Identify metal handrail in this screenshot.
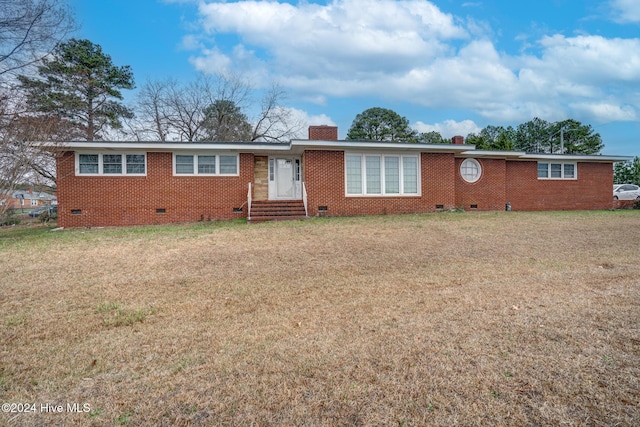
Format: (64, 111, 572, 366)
(302, 181, 308, 217)
(247, 182, 252, 220)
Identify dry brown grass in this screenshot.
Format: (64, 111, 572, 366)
(1, 211, 639, 426)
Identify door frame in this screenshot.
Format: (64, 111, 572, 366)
(268, 156, 302, 200)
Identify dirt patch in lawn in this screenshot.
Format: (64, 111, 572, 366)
(1, 211, 639, 426)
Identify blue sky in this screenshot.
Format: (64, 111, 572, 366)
(68, 0, 639, 156)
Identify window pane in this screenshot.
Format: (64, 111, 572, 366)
(175, 155, 194, 174)
(537, 163, 549, 178)
(403, 157, 418, 194)
(346, 155, 362, 194)
(366, 156, 381, 194)
(460, 159, 481, 183)
(564, 164, 575, 178)
(198, 155, 216, 174)
(219, 155, 237, 174)
(79, 154, 99, 174)
(103, 154, 122, 174)
(126, 154, 145, 174)
(385, 156, 400, 194)
(550, 163, 562, 178)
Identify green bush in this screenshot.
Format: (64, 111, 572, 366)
(633, 200, 640, 210)
(1, 210, 20, 226)
(38, 210, 57, 223)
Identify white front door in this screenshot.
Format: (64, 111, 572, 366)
(269, 157, 301, 199)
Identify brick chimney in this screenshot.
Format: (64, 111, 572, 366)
(451, 135, 464, 145)
(309, 125, 338, 140)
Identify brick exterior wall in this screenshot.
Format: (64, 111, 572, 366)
(303, 150, 457, 217)
(505, 161, 614, 211)
(56, 147, 618, 227)
(308, 125, 338, 140)
(455, 158, 507, 210)
(56, 151, 253, 227)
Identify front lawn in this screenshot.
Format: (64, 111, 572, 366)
(1, 211, 639, 425)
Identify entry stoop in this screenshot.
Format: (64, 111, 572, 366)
(249, 200, 307, 223)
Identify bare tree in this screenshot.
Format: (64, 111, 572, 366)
(135, 78, 173, 141)
(0, 88, 79, 219)
(251, 84, 303, 142)
(134, 74, 302, 142)
(0, 0, 75, 78)
(0, 0, 75, 221)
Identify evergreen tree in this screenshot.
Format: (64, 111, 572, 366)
(346, 107, 417, 141)
(200, 99, 252, 142)
(18, 38, 135, 141)
(614, 157, 640, 185)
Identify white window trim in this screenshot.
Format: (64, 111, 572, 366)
(344, 152, 421, 197)
(537, 162, 578, 180)
(75, 152, 147, 176)
(172, 152, 240, 176)
(460, 158, 482, 183)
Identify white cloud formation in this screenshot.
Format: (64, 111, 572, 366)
(192, 0, 467, 77)
(413, 119, 482, 138)
(569, 102, 637, 122)
(184, 0, 640, 126)
(288, 108, 336, 138)
(610, 0, 640, 23)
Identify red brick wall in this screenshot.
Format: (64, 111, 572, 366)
(56, 148, 618, 227)
(308, 126, 338, 140)
(455, 158, 507, 210)
(505, 161, 613, 211)
(303, 150, 456, 217)
(56, 151, 253, 227)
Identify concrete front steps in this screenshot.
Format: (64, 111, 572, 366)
(248, 200, 307, 223)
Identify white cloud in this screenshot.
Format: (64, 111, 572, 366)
(189, 46, 232, 74)
(413, 119, 481, 138)
(193, 0, 467, 78)
(184, 0, 640, 126)
(610, 0, 640, 23)
(569, 102, 637, 122)
(536, 35, 640, 83)
(266, 107, 336, 139)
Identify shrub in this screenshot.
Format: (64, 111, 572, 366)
(1, 210, 20, 226)
(38, 210, 57, 223)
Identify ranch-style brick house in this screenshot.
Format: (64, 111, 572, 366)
(55, 125, 631, 227)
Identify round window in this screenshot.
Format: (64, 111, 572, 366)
(460, 158, 482, 183)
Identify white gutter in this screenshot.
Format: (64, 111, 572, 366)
(291, 139, 473, 152)
(47, 141, 634, 162)
(56, 141, 293, 151)
(518, 153, 633, 162)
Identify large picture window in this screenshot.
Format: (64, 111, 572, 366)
(173, 153, 238, 176)
(538, 162, 577, 179)
(77, 153, 146, 176)
(345, 153, 420, 196)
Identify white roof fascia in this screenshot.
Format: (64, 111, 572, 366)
(459, 150, 527, 159)
(291, 139, 473, 152)
(519, 153, 633, 162)
(57, 141, 293, 152)
(459, 149, 631, 162)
